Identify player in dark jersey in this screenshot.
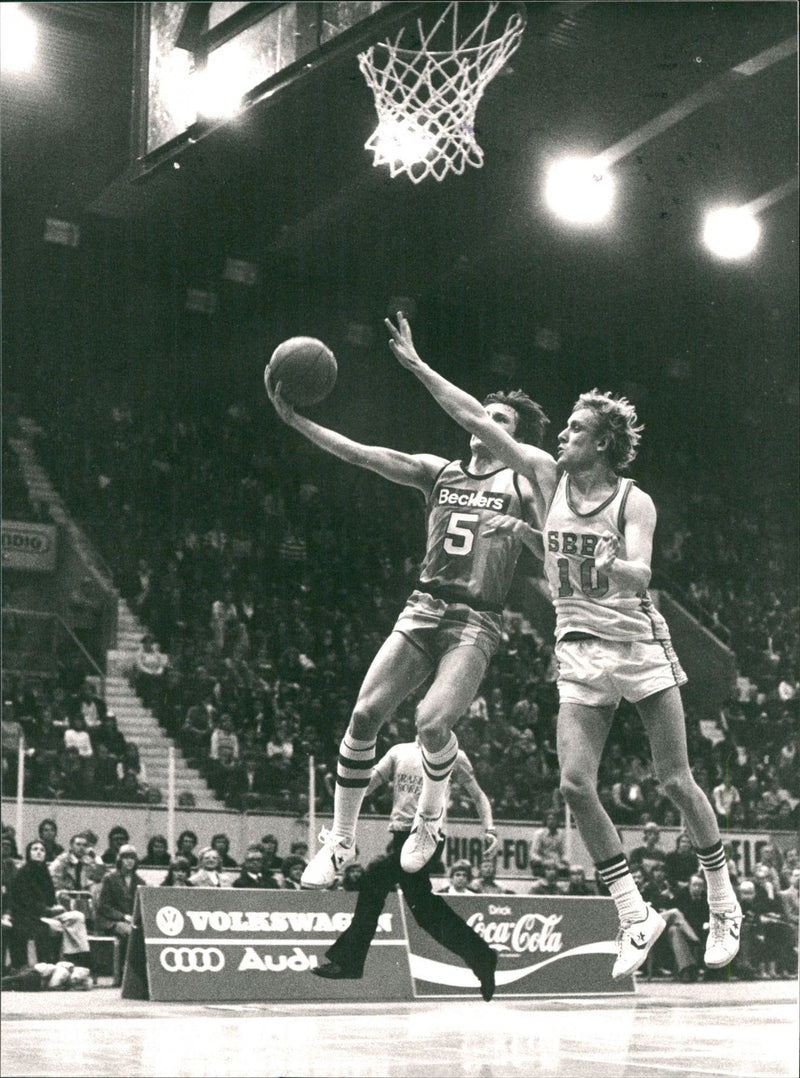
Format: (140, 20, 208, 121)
(266, 369, 548, 886)
(387, 312, 741, 979)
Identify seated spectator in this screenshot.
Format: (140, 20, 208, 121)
(161, 858, 193, 887)
(440, 860, 473, 895)
(181, 693, 215, 763)
(629, 822, 668, 876)
(566, 865, 596, 896)
(95, 845, 146, 977)
(92, 744, 122, 800)
(675, 875, 713, 973)
(712, 776, 742, 824)
(63, 715, 94, 787)
(189, 849, 226, 888)
(50, 834, 93, 900)
(210, 834, 237, 868)
(281, 856, 306, 890)
(175, 831, 199, 867)
(93, 711, 127, 759)
(142, 836, 171, 867)
(259, 834, 282, 876)
(101, 827, 130, 866)
(529, 862, 561, 896)
(37, 819, 63, 864)
(752, 865, 796, 977)
(209, 714, 240, 765)
(529, 811, 568, 878)
(9, 841, 91, 971)
(641, 862, 702, 981)
(664, 832, 699, 897)
(232, 848, 280, 889)
(73, 679, 106, 731)
(339, 863, 365, 892)
(735, 879, 767, 979)
(470, 858, 514, 895)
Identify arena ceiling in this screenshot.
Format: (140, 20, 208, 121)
(2, 2, 798, 412)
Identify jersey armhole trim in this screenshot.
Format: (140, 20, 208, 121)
(617, 478, 635, 532)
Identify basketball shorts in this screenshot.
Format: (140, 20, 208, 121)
(555, 635, 687, 708)
(393, 590, 503, 666)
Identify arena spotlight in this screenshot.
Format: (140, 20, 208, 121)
(1, 3, 36, 73)
(191, 65, 245, 120)
(545, 156, 615, 224)
(370, 119, 437, 171)
(702, 206, 761, 259)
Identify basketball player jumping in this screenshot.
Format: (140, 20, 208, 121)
(265, 369, 552, 887)
(313, 737, 498, 1000)
(386, 312, 742, 978)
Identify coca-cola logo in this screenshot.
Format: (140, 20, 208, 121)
(467, 911, 563, 954)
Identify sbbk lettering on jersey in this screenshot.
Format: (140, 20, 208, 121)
(547, 531, 600, 556)
(466, 910, 564, 954)
(438, 488, 511, 512)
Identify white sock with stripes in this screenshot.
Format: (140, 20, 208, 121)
(332, 733, 376, 843)
(597, 853, 648, 924)
(416, 733, 459, 819)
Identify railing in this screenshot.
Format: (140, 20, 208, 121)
(1, 607, 105, 691)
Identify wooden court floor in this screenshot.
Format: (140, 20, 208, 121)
(2, 979, 797, 1077)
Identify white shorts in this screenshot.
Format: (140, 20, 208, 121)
(555, 636, 687, 708)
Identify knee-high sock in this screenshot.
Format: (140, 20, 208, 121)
(332, 733, 377, 841)
(695, 840, 738, 909)
(596, 853, 647, 923)
(417, 733, 459, 818)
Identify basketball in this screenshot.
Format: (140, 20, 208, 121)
(265, 337, 337, 406)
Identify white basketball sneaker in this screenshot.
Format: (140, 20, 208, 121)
(400, 809, 445, 873)
(612, 905, 666, 979)
(300, 828, 355, 889)
(704, 903, 742, 968)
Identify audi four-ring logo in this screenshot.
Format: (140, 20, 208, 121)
(159, 947, 225, 972)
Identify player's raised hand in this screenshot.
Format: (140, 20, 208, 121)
(265, 373, 297, 425)
(385, 311, 423, 372)
(594, 532, 620, 572)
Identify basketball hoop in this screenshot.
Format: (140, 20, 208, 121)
(358, 2, 526, 183)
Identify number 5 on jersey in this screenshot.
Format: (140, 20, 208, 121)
(444, 512, 479, 556)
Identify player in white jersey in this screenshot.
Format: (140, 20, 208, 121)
(312, 739, 499, 999)
(387, 313, 741, 979)
(266, 365, 548, 887)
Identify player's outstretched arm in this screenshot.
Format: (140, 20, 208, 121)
(386, 313, 557, 489)
(267, 373, 445, 493)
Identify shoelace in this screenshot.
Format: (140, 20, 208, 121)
(708, 909, 734, 945)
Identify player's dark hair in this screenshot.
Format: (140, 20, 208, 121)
(483, 390, 549, 447)
(574, 389, 643, 471)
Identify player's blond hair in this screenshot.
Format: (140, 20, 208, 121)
(575, 389, 643, 471)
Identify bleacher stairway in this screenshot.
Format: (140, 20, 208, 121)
(106, 598, 221, 809)
(10, 417, 221, 809)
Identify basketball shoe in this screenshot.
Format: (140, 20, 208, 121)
(611, 904, 666, 979)
(301, 828, 355, 889)
(400, 809, 445, 873)
(704, 903, 742, 968)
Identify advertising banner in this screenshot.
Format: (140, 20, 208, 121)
(406, 895, 633, 998)
(125, 888, 630, 1002)
(1, 521, 57, 571)
(131, 887, 413, 1002)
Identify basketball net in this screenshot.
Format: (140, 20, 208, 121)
(358, 2, 526, 183)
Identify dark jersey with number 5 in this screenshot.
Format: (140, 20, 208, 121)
(417, 461, 528, 612)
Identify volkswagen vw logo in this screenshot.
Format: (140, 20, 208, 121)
(155, 906, 184, 937)
(160, 947, 225, 972)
